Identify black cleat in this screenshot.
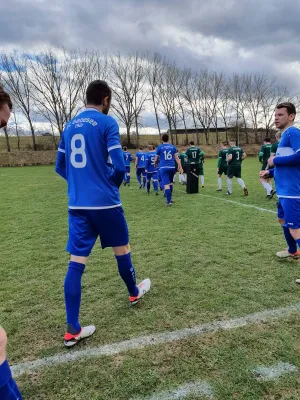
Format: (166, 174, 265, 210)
(216, 189, 222, 192)
(243, 188, 249, 196)
(269, 189, 276, 199)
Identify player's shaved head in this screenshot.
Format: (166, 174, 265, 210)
(86, 80, 112, 115)
(162, 133, 169, 143)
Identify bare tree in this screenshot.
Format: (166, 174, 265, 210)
(0, 52, 37, 150)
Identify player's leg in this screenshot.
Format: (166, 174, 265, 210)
(95, 207, 151, 304)
(136, 168, 142, 187)
(217, 167, 223, 191)
(64, 210, 97, 347)
(0, 327, 23, 400)
(199, 167, 204, 187)
(126, 166, 131, 185)
(146, 172, 152, 194)
(161, 170, 172, 205)
(152, 172, 159, 195)
(169, 170, 176, 201)
(226, 167, 233, 194)
(142, 169, 147, 189)
(236, 167, 248, 196)
(276, 199, 299, 258)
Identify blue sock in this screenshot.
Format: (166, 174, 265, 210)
(283, 227, 297, 254)
(143, 176, 146, 188)
(136, 171, 141, 185)
(170, 185, 173, 193)
(124, 172, 127, 183)
(115, 253, 138, 296)
(165, 188, 171, 204)
(153, 181, 158, 192)
(296, 238, 300, 250)
(127, 175, 131, 184)
(64, 261, 85, 334)
(147, 180, 151, 192)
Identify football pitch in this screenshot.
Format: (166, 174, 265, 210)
(2, 158, 300, 399)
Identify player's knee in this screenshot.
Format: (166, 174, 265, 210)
(113, 244, 130, 256)
(70, 255, 88, 265)
(277, 218, 285, 226)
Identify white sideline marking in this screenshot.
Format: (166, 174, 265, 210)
(253, 362, 297, 381)
(178, 190, 277, 214)
(11, 302, 300, 378)
(131, 381, 213, 399)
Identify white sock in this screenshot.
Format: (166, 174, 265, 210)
(261, 181, 272, 195)
(237, 178, 245, 189)
(183, 174, 187, 183)
(200, 175, 204, 185)
(227, 178, 233, 193)
(179, 174, 183, 183)
(218, 178, 222, 189)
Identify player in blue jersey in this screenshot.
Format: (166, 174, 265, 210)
(145, 145, 159, 195)
(56, 80, 151, 347)
(135, 147, 146, 189)
(0, 327, 23, 400)
(154, 133, 183, 206)
(123, 146, 133, 186)
(260, 102, 300, 261)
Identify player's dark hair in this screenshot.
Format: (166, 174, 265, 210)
(86, 80, 112, 106)
(162, 133, 169, 142)
(264, 137, 271, 142)
(152, 145, 156, 150)
(139, 147, 143, 151)
(123, 146, 127, 151)
(189, 141, 195, 146)
(0, 86, 12, 110)
(222, 141, 228, 146)
(229, 138, 236, 143)
(277, 102, 296, 116)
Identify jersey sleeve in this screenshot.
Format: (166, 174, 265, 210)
(55, 133, 67, 180)
(289, 127, 300, 153)
(156, 145, 161, 156)
(259, 146, 264, 161)
(106, 118, 121, 153)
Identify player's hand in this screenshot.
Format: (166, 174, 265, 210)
(179, 167, 183, 174)
(268, 156, 275, 167)
(259, 170, 269, 179)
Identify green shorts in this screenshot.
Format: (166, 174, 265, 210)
(227, 165, 241, 179)
(218, 165, 228, 176)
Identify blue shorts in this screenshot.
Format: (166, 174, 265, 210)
(147, 171, 158, 181)
(125, 166, 130, 173)
(277, 198, 300, 229)
(160, 168, 175, 186)
(136, 167, 145, 177)
(67, 207, 129, 256)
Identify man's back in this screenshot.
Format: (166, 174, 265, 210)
(59, 108, 121, 209)
(186, 146, 201, 164)
(123, 151, 132, 166)
(219, 148, 229, 165)
(260, 144, 272, 163)
(156, 143, 177, 168)
(136, 151, 146, 168)
(146, 151, 157, 173)
(228, 146, 243, 166)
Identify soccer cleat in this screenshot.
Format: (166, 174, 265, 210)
(216, 189, 222, 192)
(64, 325, 96, 348)
(269, 189, 276, 199)
(296, 279, 300, 285)
(243, 188, 249, 196)
(129, 279, 151, 305)
(123, 182, 127, 186)
(276, 249, 300, 259)
(146, 191, 150, 195)
(166, 202, 172, 207)
(202, 185, 205, 188)
(225, 191, 232, 195)
(139, 185, 143, 189)
(155, 192, 159, 196)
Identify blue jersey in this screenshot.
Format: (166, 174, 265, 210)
(156, 143, 177, 169)
(123, 151, 133, 166)
(146, 151, 157, 173)
(135, 151, 146, 168)
(57, 108, 122, 209)
(274, 126, 300, 198)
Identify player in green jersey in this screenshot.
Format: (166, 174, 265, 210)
(199, 150, 205, 187)
(178, 146, 188, 184)
(227, 139, 248, 196)
(259, 137, 275, 198)
(217, 141, 229, 191)
(186, 141, 202, 165)
(271, 131, 281, 156)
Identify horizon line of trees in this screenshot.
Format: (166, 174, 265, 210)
(0, 47, 298, 152)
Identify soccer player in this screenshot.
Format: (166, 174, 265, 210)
(259, 137, 275, 198)
(123, 146, 133, 186)
(145, 145, 159, 195)
(56, 80, 151, 347)
(199, 149, 205, 188)
(0, 327, 23, 400)
(271, 131, 281, 157)
(260, 102, 300, 260)
(135, 147, 146, 189)
(227, 139, 248, 196)
(186, 141, 202, 166)
(178, 147, 187, 184)
(217, 141, 229, 191)
(155, 133, 183, 206)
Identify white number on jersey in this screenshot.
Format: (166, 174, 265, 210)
(236, 151, 240, 160)
(226, 153, 229, 161)
(141, 155, 145, 161)
(70, 134, 87, 168)
(163, 150, 172, 160)
(192, 151, 197, 158)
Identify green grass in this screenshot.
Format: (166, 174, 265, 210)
(1, 158, 300, 399)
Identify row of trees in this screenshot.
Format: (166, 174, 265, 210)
(0, 48, 297, 151)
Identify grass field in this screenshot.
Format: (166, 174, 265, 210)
(1, 158, 300, 399)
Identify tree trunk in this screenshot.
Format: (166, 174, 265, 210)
(167, 116, 173, 144)
(29, 121, 37, 151)
(135, 114, 139, 148)
(205, 130, 209, 145)
(126, 125, 131, 146)
(4, 127, 10, 152)
(152, 94, 161, 139)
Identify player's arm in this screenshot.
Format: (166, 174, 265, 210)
(274, 129, 300, 166)
(55, 134, 67, 180)
(175, 153, 183, 174)
(217, 150, 222, 168)
(154, 146, 160, 168)
(135, 155, 138, 168)
(258, 146, 263, 162)
(242, 152, 246, 160)
(227, 151, 233, 164)
(106, 119, 126, 187)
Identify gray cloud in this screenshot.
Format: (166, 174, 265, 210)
(0, 0, 299, 91)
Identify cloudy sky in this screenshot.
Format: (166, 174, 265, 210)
(1, 0, 300, 132)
